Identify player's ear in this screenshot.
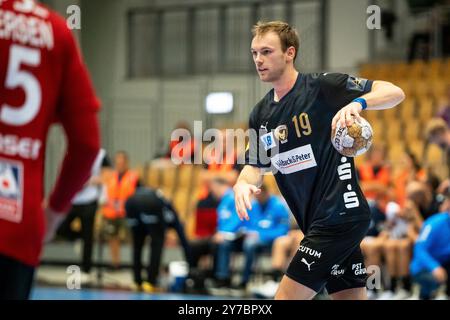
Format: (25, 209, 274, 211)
(286, 46, 296, 62)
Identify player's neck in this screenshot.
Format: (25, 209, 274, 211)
(273, 69, 299, 102)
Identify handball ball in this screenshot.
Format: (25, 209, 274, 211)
(331, 115, 373, 157)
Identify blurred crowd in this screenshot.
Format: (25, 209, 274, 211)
(53, 90, 450, 300)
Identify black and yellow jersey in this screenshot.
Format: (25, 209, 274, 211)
(246, 73, 373, 231)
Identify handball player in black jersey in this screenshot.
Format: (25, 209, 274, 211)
(233, 21, 405, 300)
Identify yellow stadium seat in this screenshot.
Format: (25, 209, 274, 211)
(407, 140, 424, 160)
(362, 110, 378, 123)
(426, 59, 444, 79)
(396, 80, 412, 99)
(404, 120, 421, 141)
(381, 105, 398, 122)
(161, 165, 177, 198)
(409, 60, 426, 79)
(391, 62, 409, 80)
(388, 143, 405, 163)
(426, 143, 443, 161)
(411, 80, 430, 99)
(429, 79, 448, 102)
(359, 63, 376, 79)
(445, 58, 450, 74)
(424, 144, 446, 178)
(377, 63, 394, 80)
(386, 123, 402, 140)
(418, 97, 435, 122)
(176, 165, 193, 190)
(399, 99, 416, 120)
(370, 120, 385, 142)
(145, 163, 161, 189)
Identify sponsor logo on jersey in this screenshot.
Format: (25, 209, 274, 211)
(271, 144, 317, 174)
(298, 245, 322, 258)
(260, 132, 276, 151)
(0, 134, 42, 160)
(0, 158, 23, 223)
(274, 125, 288, 144)
(346, 76, 368, 92)
(352, 263, 367, 276)
(331, 264, 345, 276)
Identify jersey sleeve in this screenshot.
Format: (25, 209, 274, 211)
(48, 25, 101, 213)
(320, 73, 373, 110)
(57, 25, 101, 115)
(244, 108, 272, 169)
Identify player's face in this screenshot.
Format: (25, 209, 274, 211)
(251, 32, 292, 83)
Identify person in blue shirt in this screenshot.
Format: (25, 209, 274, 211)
(212, 184, 289, 292)
(410, 211, 450, 299)
(212, 186, 249, 289)
(241, 185, 290, 288)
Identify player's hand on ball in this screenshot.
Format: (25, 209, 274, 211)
(332, 101, 363, 130)
(233, 182, 260, 221)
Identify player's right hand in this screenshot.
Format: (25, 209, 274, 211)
(233, 181, 260, 221)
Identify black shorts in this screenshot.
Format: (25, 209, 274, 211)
(286, 219, 370, 294)
(0, 254, 35, 300)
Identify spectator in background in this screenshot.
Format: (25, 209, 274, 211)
(197, 129, 240, 202)
(424, 118, 450, 177)
(358, 144, 391, 201)
(125, 186, 192, 293)
(379, 182, 425, 300)
(210, 183, 249, 293)
(424, 172, 445, 220)
(410, 209, 450, 300)
(102, 151, 139, 269)
(393, 149, 426, 208)
(362, 182, 426, 300)
(426, 117, 450, 150)
(187, 178, 231, 293)
(191, 129, 240, 273)
(405, 181, 434, 222)
(56, 149, 111, 282)
(236, 185, 290, 291)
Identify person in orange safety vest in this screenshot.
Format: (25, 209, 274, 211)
(102, 151, 139, 268)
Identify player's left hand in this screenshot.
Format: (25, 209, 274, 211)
(332, 102, 363, 130)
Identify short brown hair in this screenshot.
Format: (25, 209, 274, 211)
(252, 21, 300, 61)
(425, 118, 447, 141)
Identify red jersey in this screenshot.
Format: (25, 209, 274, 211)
(0, 0, 100, 266)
